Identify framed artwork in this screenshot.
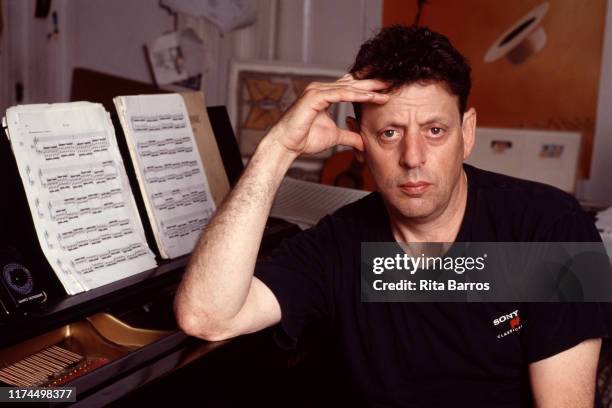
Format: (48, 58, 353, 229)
(227, 59, 351, 161)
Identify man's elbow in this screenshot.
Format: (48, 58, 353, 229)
(174, 299, 236, 342)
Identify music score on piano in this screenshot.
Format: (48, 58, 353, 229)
(114, 94, 216, 259)
(5, 102, 157, 294)
(38, 161, 119, 192)
(161, 210, 214, 240)
(33, 131, 110, 161)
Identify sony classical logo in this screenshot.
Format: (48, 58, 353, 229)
(493, 309, 523, 339)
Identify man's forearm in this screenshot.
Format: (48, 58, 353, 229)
(175, 135, 296, 326)
(174, 74, 382, 339)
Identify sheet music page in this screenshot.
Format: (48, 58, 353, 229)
(4, 102, 158, 294)
(270, 177, 369, 229)
(114, 94, 216, 258)
(597, 206, 612, 242)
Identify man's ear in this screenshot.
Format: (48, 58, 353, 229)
(345, 116, 365, 163)
(461, 108, 477, 160)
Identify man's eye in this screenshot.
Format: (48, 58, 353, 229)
(429, 127, 443, 136)
(382, 129, 398, 138)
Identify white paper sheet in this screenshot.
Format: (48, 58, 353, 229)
(597, 206, 612, 243)
(4, 102, 158, 294)
(270, 177, 369, 230)
(114, 94, 216, 259)
(146, 31, 189, 85)
(161, 0, 257, 33)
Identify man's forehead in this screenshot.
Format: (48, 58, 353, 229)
(361, 82, 460, 123)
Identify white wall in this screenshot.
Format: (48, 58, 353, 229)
(2, 0, 380, 106)
(71, 0, 174, 83)
(177, 0, 382, 106)
(3, 0, 74, 107)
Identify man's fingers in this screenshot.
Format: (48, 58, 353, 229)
(337, 129, 364, 151)
(309, 88, 389, 111)
(344, 78, 389, 92)
(310, 77, 388, 93)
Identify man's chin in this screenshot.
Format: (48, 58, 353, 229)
(387, 198, 437, 221)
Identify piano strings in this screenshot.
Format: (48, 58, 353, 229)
(0, 345, 87, 387)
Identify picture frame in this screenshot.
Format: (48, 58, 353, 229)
(227, 59, 352, 162)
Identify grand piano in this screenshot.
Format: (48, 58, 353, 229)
(0, 69, 344, 406)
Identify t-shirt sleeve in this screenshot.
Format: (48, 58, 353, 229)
(522, 205, 611, 363)
(254, 216, 336, 349)
(521, 302, 609, 363)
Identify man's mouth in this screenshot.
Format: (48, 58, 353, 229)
(398, 181, 431, 196)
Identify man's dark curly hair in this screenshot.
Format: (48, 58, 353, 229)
(349, 25, 472, 121)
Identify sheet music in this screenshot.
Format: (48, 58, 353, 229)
(114, 94, 216, 258)
(270, 177, 369, 230)
(597, 206, 612, 243)
(4, 102, 157, 294)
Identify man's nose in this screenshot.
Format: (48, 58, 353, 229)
(399, 132, 426, 169)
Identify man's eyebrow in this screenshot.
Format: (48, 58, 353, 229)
(363, 114, 453, 130)
(362, 121, 405, 132)
(418, 115, 451, 125)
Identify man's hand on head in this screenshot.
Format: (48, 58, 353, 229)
(266, 74, 389, 157)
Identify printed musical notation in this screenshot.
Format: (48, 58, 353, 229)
(5, 102, 157, 294)
(161, 209, 214, 239)
(137, 135, 191, 149)
(71, 242, 151, 277)
(139, 144, 195, 158)
(114, 94, 216, 259)
(130, 113, 187, 132)
(39, 161, 118, 192)
(33, 131, 109, 161)
(47, 188, 125, 223)
(57, 218, 134, 251)
(151, 184, 209, 211)
(145, 167, 201, 184)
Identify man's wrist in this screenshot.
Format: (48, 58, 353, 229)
(253, 134, 299, 176)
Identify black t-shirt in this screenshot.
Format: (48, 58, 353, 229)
(255, 164, 610, 407)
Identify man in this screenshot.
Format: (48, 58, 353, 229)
(175, 26, 608, 406)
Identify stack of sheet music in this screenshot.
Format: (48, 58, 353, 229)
(3, 102, 157, 294)
(114, 94, 217, 259)
(2, 93, 228, 294)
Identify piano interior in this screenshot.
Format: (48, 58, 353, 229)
(0, 313, 171, 388)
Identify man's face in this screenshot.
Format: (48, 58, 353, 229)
(355, 82, 475, 222)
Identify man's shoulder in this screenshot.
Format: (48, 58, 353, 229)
(331, 191, 386, 220)
(465, 164, 582, 217)
(464, 164, 596, 240)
